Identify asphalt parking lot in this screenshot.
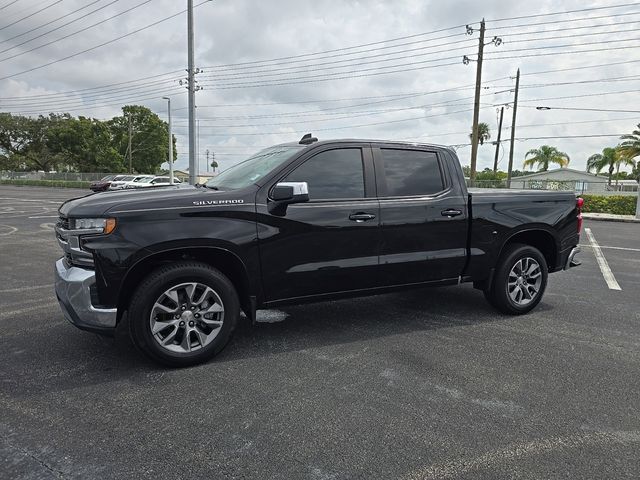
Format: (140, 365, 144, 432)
(1, 185, 639, 479)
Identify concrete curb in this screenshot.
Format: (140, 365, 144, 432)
(583, 213, 640, 224)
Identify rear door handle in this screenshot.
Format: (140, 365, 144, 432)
(349, 212, 376, 222)
(441, 209, 462, 218)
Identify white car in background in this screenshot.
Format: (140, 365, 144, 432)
(131, 176, 183, 188)
(124, 175, 155, 189)
(108, 175, 137, 190)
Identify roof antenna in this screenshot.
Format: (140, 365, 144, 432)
(299, 133, 318, 145)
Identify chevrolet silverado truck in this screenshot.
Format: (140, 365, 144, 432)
(55, 136, 582, 366)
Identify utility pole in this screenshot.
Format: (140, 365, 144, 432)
(187, 0, 196, 185)
(162, 96, 173, 184)
(506, 68, 520, 189)
(493, 106, 504, 172)
(128, 113, 133, 174)
(206, 149, 210, 172)
(468, 19, 485, 187)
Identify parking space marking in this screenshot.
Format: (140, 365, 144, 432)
(403, 430, 640, 480)
(580, 244, 640, 253)
(585, 228, 622, 291)
(0, 284, 54, 293)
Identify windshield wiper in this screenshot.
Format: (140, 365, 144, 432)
(203, 184, 219, 190)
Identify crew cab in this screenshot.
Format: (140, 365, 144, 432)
(54, 137, 582, 366)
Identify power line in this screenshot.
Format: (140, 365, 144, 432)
(486, 9, 640, 31)
(0, 69, 183, 100)
(0, 0, 154, 63)
(484, 43, 640, 63)
(209, 32, 470, 73)
(0, 0, 105, 47)
(0, 0, 120, 54)
(170, 107, 477, 136)
(520, 106, 640, 114)
(0, 0, 211, 81)
(516, 88, 640, 104)
(1, 76, 185, 108)
(487, 2, 640, 22)
(523, 59, 640, 77)
(0, 0, 62, 32)
(491, 17, 640, 38)
(200, 38, 475, 81)
(0, 1, 20, 10)
(502, 25, 640, 45)
(204, 23, 473, 70)
(7, 88, 187, 116)
(199, 60, 463, 90)
(505, 116, 640, 130)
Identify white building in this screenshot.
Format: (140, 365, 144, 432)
(509, 168, 637, 195)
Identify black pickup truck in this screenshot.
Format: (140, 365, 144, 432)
(55, 136, 582, 366)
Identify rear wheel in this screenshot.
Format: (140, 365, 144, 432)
(128, 262, 239, 367)
(484, 243, 548, 315)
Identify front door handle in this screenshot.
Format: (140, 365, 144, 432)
(441, 209, 462, 218)
(349, 212, 376, 222)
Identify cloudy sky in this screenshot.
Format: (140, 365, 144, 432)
(1, 0, 638, 174)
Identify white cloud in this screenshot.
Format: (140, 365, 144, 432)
(0, 0, 638, 173)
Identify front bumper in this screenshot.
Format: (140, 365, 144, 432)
(54, 258, 117, 335)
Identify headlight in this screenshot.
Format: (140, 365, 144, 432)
(72, 218, 117, 234)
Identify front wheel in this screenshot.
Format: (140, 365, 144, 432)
(484, 243, 548, 315)
(128, 262, 239, 367)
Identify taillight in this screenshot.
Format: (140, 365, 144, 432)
(576, 197, 584, 234)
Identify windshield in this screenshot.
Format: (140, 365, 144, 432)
(205, 145, 304, 190)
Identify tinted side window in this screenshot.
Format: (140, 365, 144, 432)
(381, 149, 444, 197)
(285, 148, 365, 200)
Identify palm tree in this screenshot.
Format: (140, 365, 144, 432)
(469, 122, 491, 145)
(619, 123, 640, 159)
(523, 145, 570, 171)
(587, 147, 635, 186)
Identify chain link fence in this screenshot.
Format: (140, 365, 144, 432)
(472, 179, 638, 195)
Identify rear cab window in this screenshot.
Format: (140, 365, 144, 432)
(379, 148, 445, 197)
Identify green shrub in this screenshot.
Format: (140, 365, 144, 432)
(0, 179, 90, 189)
(580, 194, 637, 216)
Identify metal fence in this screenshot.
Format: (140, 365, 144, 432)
(472, 179, 639, 195)
(0, 171, 120, 182)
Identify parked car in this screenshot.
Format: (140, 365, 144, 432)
(123, 175, 155, 189)
(108, 175, 138, 190)
(89, 175, 117, 192)
(132, 176, 183, 188)
(55, 136, 582, 366)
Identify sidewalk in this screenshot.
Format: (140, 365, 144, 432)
(583, 212, 640, 223)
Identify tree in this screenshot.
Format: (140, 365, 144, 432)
(108, 105, 175, 174)
(0, 113, 69, 171)
(210, 160, 218, 172)
(587, 147, 634, 186)
(523, 145, 570, 171)
(619, 123, 640, 160)
(469, 122, 491, 145)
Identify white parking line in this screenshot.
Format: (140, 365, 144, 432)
(584, 228, 622, 291)
(580, 244, 640, 253)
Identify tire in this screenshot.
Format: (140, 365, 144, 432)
(128, 262, 239, 367)
(484, 243, 548, 315)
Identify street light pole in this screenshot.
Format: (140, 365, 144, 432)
(162, 96, 173, 185)
(187, 0, 196, 185)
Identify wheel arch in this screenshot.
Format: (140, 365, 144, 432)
(117, 247, 255, 323)
(499, 227, 559, 272)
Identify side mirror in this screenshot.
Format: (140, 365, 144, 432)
(268, 182, 309, 214)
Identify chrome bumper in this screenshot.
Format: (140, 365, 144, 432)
(54, 258, 117, 333)
(564, 246, 581, 270)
